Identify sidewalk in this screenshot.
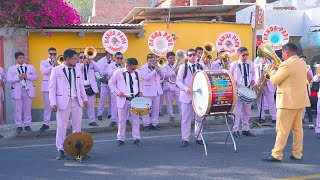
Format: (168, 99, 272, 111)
(0, 108, 270, 140)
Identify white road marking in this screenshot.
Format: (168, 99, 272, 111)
(0, 128, 274, 150)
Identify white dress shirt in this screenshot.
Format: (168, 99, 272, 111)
(123, 67, 139, 97)
(62, 63, 77, 98)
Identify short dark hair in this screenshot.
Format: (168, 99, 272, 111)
(63, 49, 77, 61)
(106, 51, 112, 55)
(147, 53, 155, 59)
(115, 52, 123, 57)
(48, 47, 56, 52)
(282, 43, 298, 53)
(15, 52, 24, 59)
(126, 58, 138, 65)
(79, 51, 84, 54)
(299, 55, 306, 59)
(195, 47, 203, 52)
(218, 50, 226, 56)
(237, 47, 248, 54)
(166, 51, 175, 58)
(187, 48, 196, 53)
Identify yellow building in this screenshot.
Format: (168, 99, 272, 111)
(29, 21, 253, 109)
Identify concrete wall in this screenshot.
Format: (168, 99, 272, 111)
(0, 28, 29, 123)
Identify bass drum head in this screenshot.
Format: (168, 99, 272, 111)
(192, 71, 210, 117)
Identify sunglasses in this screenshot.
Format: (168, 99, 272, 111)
(147, 54, 155, 58)
(187, 53, 196, 57)
(79, 56, 87, 59)
(49, 53, 57, 56)
(241, 53, 249, 57)
(116, 57, 123, 60)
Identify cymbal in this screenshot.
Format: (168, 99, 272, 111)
(63, 132, 94, 157)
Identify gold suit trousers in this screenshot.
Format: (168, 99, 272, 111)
(271, 108, 304, 160)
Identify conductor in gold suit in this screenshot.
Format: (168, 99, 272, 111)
(262, 43, 310, 162)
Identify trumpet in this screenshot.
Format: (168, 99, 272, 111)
(154, 57, 166, 69)
(56, 55, 64, 65)
(84, 46, 97, 59)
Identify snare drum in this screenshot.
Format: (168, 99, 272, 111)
(236, 85, 256, 104)
(192, 70, 236, 117)
(130, 97, 152, 115)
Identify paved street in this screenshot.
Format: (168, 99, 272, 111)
(0, 124, 319, 180)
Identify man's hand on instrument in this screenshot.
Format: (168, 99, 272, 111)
(83, 101, 88, 108)
(19, 74, 27, 80)
(51, 105, 57, 112)
(186, 88, 192, 94)
(118, 92, 125, 97)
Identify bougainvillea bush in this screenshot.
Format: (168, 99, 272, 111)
(0, 0, 82, 28)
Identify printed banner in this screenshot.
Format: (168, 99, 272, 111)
(102, 29, 128, 54)
(216, 32, 241, 57)
(262, 25, 290, 50)
(148, 31, 174, 56)
(255, 0, 266, 30)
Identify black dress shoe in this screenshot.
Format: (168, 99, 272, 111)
(151, 125, 160, 131)
(316, 133, 320, 139)
(108, 115, 111, 119)
(117, 140, 124, 147)
(272, 120, 276, 124)
(134, 139, 141, 146)
(289, 155, 301, 162)
(16, 127, 23, 133)
(262, 155, 281, 162)
(169, 117, 175, 122)
(110, 121, 116, 127)
(196, 140, 204, 145)
(39, 124, 49, 131)
(242, 131, 256, 137)
(180, 141, 189, 147)
(232, 131, 240, 138)
(126, 120, 131, 126)
(56, 150, 65, 160)
(98, 116, 102, 121)
(24, 126, 32, 132)
(89, 122, 99, 127)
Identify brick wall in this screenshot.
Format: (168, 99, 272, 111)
(90, 0, 152, 23)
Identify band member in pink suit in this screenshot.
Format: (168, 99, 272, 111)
(140, 54, 164, 131)
(109, 58, 142, 146)
(0, 66, 6, 121)
(211, 51, 232, 71)
(161, 51, 181, 122)
(7, 52, 38, 133)
(176, 48, 204, 147)
(229, 47, 256, 138)
(49, 49, 88, 160)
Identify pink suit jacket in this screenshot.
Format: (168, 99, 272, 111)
(78, 61, 100, 93)
(140, 64, 163, 96)
(109, 68, 142, 108)
(97, 57, 112, 86)
(7, 64, 38, 100)
(161, 64, 177, 91)
(40, 58, 53, 92)
(176, 63, 204, 103)
(0, 67, 6, 102)
(49, 64, 88, 110)
(229, 60, 256, 87)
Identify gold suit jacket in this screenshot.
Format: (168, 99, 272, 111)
(270, 55, 310, 109)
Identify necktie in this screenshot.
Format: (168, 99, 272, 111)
(49, 61, 52, 65)
(261, 64, 265, 77)
(192, 64, 196, 74)
(68, 67, 72, 96)
(84, 64, 89, 80)
(243, 63, 248, 86)
(20, 66, 24, 74)
(127, 71, 134, 97)
(107, 60, 111, 64)
(148, 66, 154, 71)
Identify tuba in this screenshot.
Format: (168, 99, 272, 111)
(255, 41, 281, 99)
(84, 46, 97, 59)
(168, 49, 186, 83)
(200, 42, 215, 62)
(220, 51, 230, 70)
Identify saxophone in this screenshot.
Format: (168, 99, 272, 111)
(255, 41, 281, 100)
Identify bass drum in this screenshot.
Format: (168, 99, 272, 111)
(192, 70, 236, 117)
